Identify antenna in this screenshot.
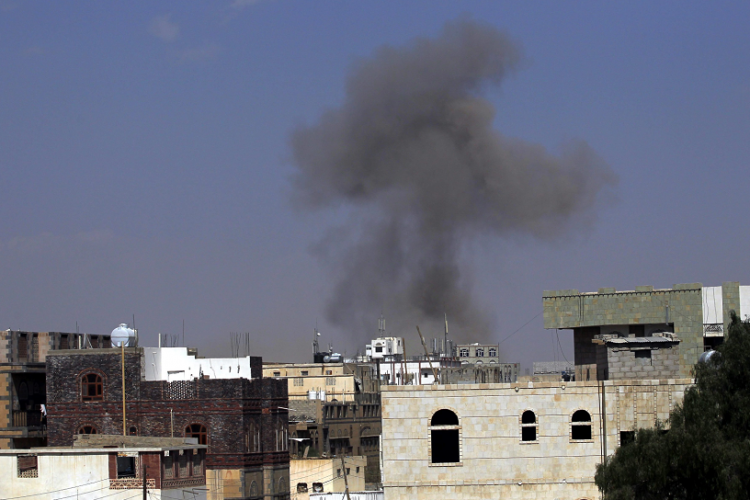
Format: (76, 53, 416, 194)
(444, 312, 449, 356)
(313, 321, 321, 355)
(378, 314, 386, 337)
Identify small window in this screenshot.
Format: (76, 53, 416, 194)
(301, 371, 309, 376)
(337, 468, 342, 477)
(475, 348, 484, 357)
(430, 409, 460, 464)
(326, 377, 336, 386)
(459, 348, 469, 357)
(635, 350, 652, 366)
(488, 348, 497, 357)
(325, 370, 333, 375)
(620, 431, 635, 446)
(273, 371, 281, 377)
(185, 424, 207, 445)
(375, 346, 383, 353)
(297, 483, 308, 493)
(81, 373, 103, 401)
(356, 466, 360, 473)
(521, 410, 537, 442)
(78, 425, 98, 434)
(17, 455, 38, 478)
(117, 456, 136, 478)
(293, 378, 304, 386)
(129, 426, 138, 436)
(312, 483, 324, 492)
(571, 410, 592, 440)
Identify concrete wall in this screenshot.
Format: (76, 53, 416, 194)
(544, 284, 704, 378)
(605, 346, 681, 380)
(143, 347, 254, 381)
(381, 379, 691, 500)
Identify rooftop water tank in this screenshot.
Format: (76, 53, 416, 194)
(111, 323, 136, 347)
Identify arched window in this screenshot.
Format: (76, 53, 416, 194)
(185, 423, 207, 445)
(129, 426, 138, 436)
(430, 409, 460, 464)
(521, 410, 537, 442)
(488, 348, 497, 357)
(475, 348, 484, 357)
(571, 410, 592, 440)
(81, 373, 103, 401)
(78, 425, 98, 434)
(459, 348, 469, 357)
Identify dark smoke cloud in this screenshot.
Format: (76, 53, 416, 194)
(291, 19, 616, 342)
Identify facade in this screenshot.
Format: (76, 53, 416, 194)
(0, 435, 207, 499)
(0, 330, 111, 449)
(543, 282, 750, 378)
(263, 363, 379, 403)
(45, 347, 289, 500)
(290, 456, 366, 500)
(378, 283, 737, 500)
(456, 343, 499, 365)
(377, 357, 461, 386)
(365, 337, 404, 361)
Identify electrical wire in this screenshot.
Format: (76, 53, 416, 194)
(498, 311, 542, 345)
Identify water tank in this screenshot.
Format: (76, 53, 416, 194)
(699, 350, 719, 364)
(111, 323, 136, 347)
(308, 390, 317, 400)
(319, 390, 326, 401)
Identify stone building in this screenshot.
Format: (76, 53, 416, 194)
(456, 343, 500, 365)
(45, 347, 290, 500)
(378, 283, 737, 500)
(0, 330, 111, 449)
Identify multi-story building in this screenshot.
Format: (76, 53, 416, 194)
(456, 342, 500, 364)
(263, 363, 379, 404)
(379, 283, 733, 500)
(290, 456, 367, 500)
(0, 330, 111, 449)
(46, 347, 290, 500)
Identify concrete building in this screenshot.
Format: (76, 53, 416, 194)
(0, 330, 111, 449)
(290, 456, 366, 500)
(378, 283, 734, 500)
(45, 347, 289, 500)
(456, 343, 500, 365)
(0, 434, 208, 499)
(144, 347, 253, 381)
(366, 337, 404, 361)
(264, 363, 379, 404)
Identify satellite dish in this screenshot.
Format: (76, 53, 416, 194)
(111, 323, 135, 347)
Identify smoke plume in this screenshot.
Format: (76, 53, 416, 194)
(291, 19, 616, 342)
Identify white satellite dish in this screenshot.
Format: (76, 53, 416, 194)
(111, 323, 136, 347)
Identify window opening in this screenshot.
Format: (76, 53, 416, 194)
(620, 431, 635, 446)
(312, 483, 324, 492)
(430, 409, 460, 464)
(116, 456, 136, 478)
(129, 426, 137, 436)
(475, 348, 484, 357)
(301, 371, 309, 376)
(185, 424, 207, 445)
(521, 410, 537, 442)
(488, 348, 497, 357)
(81, 373, 103, 401)
(571, 410, 592, 440)
(297, 483, 308, 493)
(459, 348, 469, 357)
(78, 425, 98, 434)
(17, 455, 38, 478)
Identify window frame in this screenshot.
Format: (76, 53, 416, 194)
(185, 423, 208, 445)
(520, 409, 538, 443)
(80, 371, 104, 402)
(570, 409, 593, 442)
(428, 408, 462, 467)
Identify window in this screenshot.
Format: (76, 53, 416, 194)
(297, 483, 308, 493)
(301, 371, 309, 376)
(635, 350, 652, 366)
(375, 346, 383, 353)
(488, 348, 497, 357)
(430, 409, 460, 464)
(475, 348, 484, 357)
(325, 370, 332, 375)
(193, 452, 203, 476)
(273, 371, 281, 377)
(18, 334, 28, 361)
(17, 455, 38, 478)
(293, 378, 304, 386)
(459, 348, 469, 357)
(620, 431, 635, 446)
(81, 373, 103, 401)
(337, 468, 342, 477)
(129, 426, 137, 436)
(116, 456, 136, 478)
(326, 377, 336, 386)
(78, 425, 98, 434)
(571, 410, 592, 440)
(185, 424, 207, 445)
(312, 483, 324, 492)
(521, 410, 537, 442)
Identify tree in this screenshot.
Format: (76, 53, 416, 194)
(595, 312, 750, 500)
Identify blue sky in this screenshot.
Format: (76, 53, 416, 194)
(1, 1, 749, 369)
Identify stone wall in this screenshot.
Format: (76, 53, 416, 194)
(381, 379, 691, 500)
(605, 346, 681, 380)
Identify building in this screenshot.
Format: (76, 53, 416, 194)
(456, 343, 500, 364)
(366, 337, 404, 361)
(0, 329, 111, 449)
(0, 434, 208, 499)
(377, 283, 732, 500)
(263, 362, 379, 403)
(45, 347, 290, 500)
(290, 456, 366, 500)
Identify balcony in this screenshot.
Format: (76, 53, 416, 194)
(12, 410, 43, 428)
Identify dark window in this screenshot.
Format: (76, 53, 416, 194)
(488, 348, 497, 357)
(185, 423, 207, 445)
(521, 410, 537, 442)
(459, 349, 469, 357)
(116, 456, 136, 478)
(312, 483, 324, 492)
(571, 410, 592, 440)
(476, 348, 484, 357)
(430, 409, 460, 464)
(297, 483, 308, 493)
(301, 371, 308, 376)
(18, 334, 28, 361)
(375, 346, 383, 353)
(635, 350, 651, 359)
(620, 431, 635, 446)
(129, 426, 137, 436)
(78, 425, 98, 434)
(81, 373, 103, 401)
(431, 409, 459, 426)
(60, 335, 69, 350)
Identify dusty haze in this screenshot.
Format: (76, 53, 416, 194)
(291, 19, 616, 344)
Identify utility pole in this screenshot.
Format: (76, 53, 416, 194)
(122, 342, 126, 436)
(340, 456, 352, 500)
(142, 459, 147, 500)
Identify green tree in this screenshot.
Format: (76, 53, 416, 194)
(595, 312, 750, 500)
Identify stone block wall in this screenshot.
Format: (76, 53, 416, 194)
(606, 347, 681, 380)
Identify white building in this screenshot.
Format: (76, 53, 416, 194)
(291, 456, 367, 500)
(366, 337, 404, 360)
(143, 347, 253, 381)
(0, 436, 208, 500)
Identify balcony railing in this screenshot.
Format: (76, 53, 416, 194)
(12, 410, 43, 428)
